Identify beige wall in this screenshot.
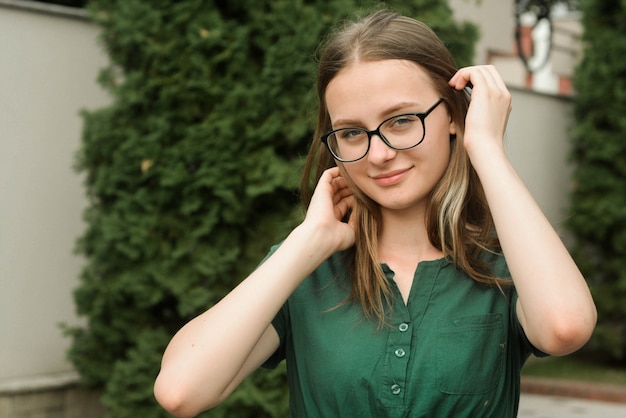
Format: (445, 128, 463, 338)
(0, 1, 109, 388)
(0, 0, 574, 392)
(506, 88, 574, 240)
(449, 0, 529, 89)
(450, 0, 516, 65)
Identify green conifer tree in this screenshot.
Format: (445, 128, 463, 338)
(69, 1, 477, 416)
(568, 0, 626, 363)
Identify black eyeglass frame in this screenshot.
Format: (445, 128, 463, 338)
(321, 98, 445, 163)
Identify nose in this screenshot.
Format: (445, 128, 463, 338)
(367, 133, 397, 164)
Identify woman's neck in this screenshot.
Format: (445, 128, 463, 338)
(377, 206, 442, 262)
(376, 207, 443, 303)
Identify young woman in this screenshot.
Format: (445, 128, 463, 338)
(154, 9, 596, 417)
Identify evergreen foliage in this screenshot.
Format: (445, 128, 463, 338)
(569, 0, 626, 363)
(68, 0, 477, 416)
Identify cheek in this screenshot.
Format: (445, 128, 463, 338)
(421, 133, 452, 164)
(340, 162, 378, 201)
(427, 114, 455, 150)
(418, 137, 453, 185)
(339, 162, 364, 186)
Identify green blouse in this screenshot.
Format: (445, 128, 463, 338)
(263, 249, 542, 417)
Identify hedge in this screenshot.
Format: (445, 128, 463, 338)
(568, 0, 626, 363)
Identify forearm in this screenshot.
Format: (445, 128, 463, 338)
(471, 145, 596, 355)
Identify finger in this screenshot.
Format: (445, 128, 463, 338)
(332, 179, 353, 205)
(480, 65, 508, 93)
(324, 166, 342, 180)
(314, 167, 343, 199)
(448, 69, 470, 90)
(456, 67, 492, 93)
(467, 66, 509, 97)
(334, 194, 354, 220)
(449, 65, 484, 89)
(316, 167, 340, 191)
(450, 65, 503, 93)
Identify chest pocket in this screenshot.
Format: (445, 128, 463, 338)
(435, 313, 505, 395)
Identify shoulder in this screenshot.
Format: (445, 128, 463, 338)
(293, 250, 352, 297)
(480, 249, 511, 279)
(440, 249, 511, 284)
(260, 244, 352, 300)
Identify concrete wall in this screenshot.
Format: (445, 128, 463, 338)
(506, 88, 574, 241)
(0, 0, 109, 394)
(449, 0, 516, 66)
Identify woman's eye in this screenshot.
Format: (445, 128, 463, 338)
(390, 115, 418, 128)
(338, 129, 366, 140)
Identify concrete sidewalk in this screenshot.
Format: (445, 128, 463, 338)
(519, 377, 626, 417)
(519, 393, 626, 417)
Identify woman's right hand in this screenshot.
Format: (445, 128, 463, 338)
(303, 167, 355, 253)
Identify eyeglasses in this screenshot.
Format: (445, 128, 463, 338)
(321, 98, 444, 162)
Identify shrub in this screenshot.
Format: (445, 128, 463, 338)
(68, 1, 477, 416)
(568, 0, 626, 363)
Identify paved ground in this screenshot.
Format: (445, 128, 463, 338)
(519, 393, 626, 417)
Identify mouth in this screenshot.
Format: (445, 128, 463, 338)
(371, 168, 412, 186)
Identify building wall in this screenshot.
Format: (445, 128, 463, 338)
(0, 0, 109, 391)
(506, 88, 574, 241)
(449, 0, 516, 66)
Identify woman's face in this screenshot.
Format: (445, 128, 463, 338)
(324, 59, 456, 214)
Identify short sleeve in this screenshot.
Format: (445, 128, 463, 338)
(510, 289, 549, 358)
(262, 302, 289, 369)
(255, 243, 289, 369)
(488, 250, 548, 359)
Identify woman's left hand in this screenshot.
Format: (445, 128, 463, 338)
(448, 65, 512, 160)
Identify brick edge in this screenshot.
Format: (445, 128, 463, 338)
(521, 376, 626, 404)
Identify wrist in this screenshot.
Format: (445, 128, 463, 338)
(465, 138, 508, 175)
(288, 222, 338, 265)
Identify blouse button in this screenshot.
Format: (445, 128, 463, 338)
(398, 323, 409, 332)
(394, 348, 406, 358)
(391, 384, 402, 395)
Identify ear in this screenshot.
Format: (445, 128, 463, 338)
(448, 118, 457, 137)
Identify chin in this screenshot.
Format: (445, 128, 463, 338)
(376, 198, 426, 213)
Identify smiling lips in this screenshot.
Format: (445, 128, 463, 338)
(371, 167, 412, 186)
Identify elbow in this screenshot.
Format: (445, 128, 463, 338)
(540, 308, 597, 356)
(153, 375, 195, 418)
(154, 372, 222, 418)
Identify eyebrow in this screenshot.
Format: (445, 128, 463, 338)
(331, 101, 426, 128)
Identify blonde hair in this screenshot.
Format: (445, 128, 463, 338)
(301, 9, 506, 324)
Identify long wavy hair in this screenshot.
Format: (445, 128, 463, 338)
(301, 9, 506, 324)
